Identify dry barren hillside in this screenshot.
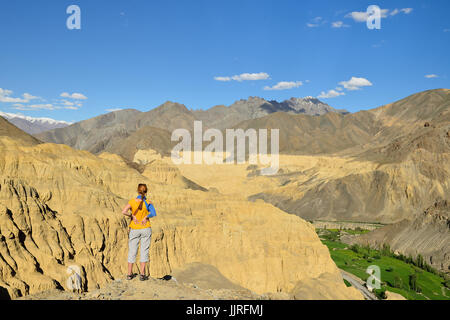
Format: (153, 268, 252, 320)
(0, 130, 361, 300)
(245, 89, 450, 223)
(0, 116, 41, 146)
(35, 97, 348, 159)
(343, 200, 450, 274)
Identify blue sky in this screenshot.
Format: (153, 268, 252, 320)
(0, 0, 449, 123)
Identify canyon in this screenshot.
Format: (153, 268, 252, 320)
(0, 124, 361, 299)
(1, 88, 449, 299)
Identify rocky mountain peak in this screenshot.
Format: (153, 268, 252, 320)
(157, 101, 189, 112)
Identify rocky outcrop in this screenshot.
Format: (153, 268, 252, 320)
(343, 200, 450, 273)
(0, 136, 361, 300)
(252, 158, 449, 223)
(291, 272, 362, 300)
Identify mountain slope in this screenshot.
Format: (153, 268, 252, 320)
(35, 109, 142, 153)
(232, 110, 381, 155)
(0, 116, 42, 146)
(105, 126, 174, 160)
(0, 112, 71, 135)
(35, 103, 195, 156)
(343, 200, 450, 274)
(35, 97, 348, 159)
(193, 96, 348, 130)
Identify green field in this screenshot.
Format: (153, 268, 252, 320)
(318, 229, 450, 300)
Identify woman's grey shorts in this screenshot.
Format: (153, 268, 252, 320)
(128, 227, 152, 263)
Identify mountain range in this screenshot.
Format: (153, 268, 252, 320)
(0, 112, 71, 135)
(35, 96, 347, 158)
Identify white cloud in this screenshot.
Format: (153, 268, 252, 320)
(317, 89, 346, 99)
(401, 8, 413, 14)
(346, 8, 412, 22)
(345, 9, 388, 22)
(390, 9, 400, 16)
(60, 92, 88, 100)
(332, 21, 349, 28)
(0, 88, 82, 112)
(347, 11, 369, 22)
(339, 77, 373, 91)
(48, 99, 83, 110)
(12, 103, 56, 111)
(307, 16, 325, 28)
(106, 108, 123, 112)
(214, 76, 231, 82)
(61, 100, 75, 106)
(425, 74, 439, 79)
(264, 81, 303, 91)
(214, 72, 270, 82)
(0, 96, 26, 103)
(233, 73, 270, 81)
(22, 93, 41, 101)
(0, 88, 37, 103)
(0, 88, 13, 96)
(312, 17, 323, 23)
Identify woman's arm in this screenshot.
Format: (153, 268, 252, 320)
(123, 204, 139, 224)
(122, 204, 132, 216)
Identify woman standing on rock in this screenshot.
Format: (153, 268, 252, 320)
(122, 183, 157, 281)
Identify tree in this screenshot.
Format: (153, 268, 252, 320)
(409, 273, 421, 292)
(416, 254, 424, 269)
(394, 275, 403, 289)
(381, 243, 391, 256)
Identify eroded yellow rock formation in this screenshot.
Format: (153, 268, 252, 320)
(0, 137, 362, 300)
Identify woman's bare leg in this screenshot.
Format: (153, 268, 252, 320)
(128, 263, 134, 276)
(139, 262, 146, 275)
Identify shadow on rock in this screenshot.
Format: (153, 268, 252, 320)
(0, 286, 11, 300)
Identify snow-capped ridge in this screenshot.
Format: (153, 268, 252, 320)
(0, 111, 72, 125)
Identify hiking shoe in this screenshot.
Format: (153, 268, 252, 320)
(139, 274, 149, 281)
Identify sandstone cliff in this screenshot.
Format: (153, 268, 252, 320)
(0, 136, 361, 300)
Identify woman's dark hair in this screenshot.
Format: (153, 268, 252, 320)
(137, 184, 148, 211)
